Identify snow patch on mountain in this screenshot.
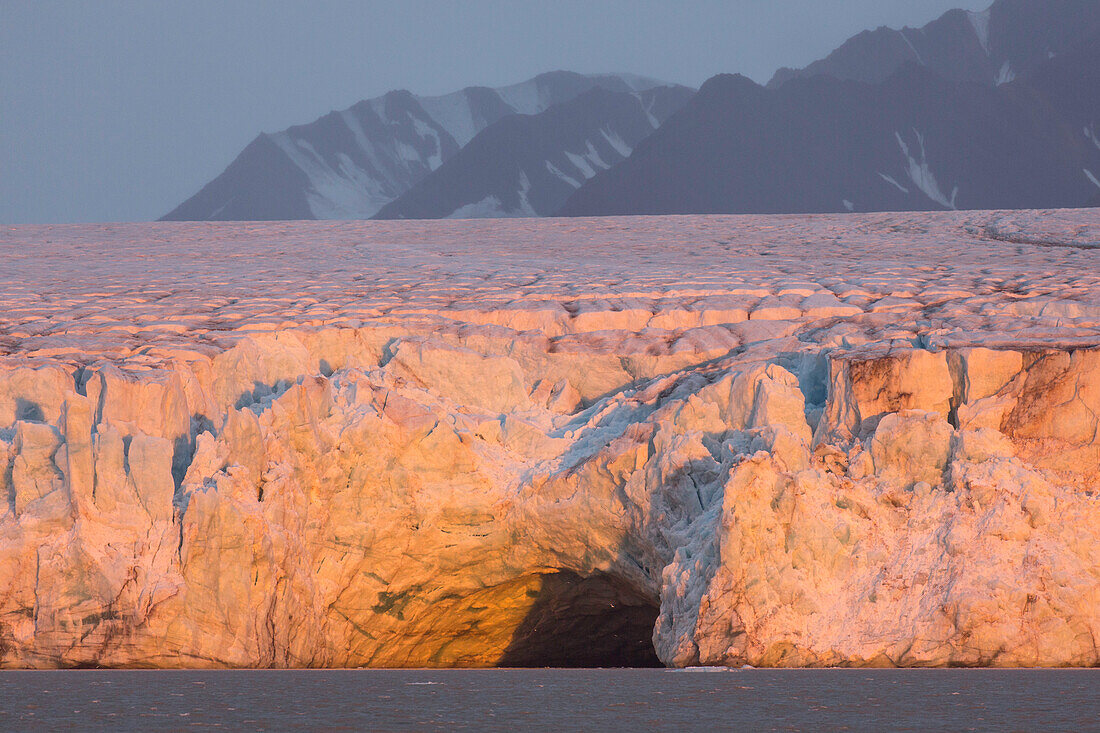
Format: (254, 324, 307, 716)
(339, 110, 383, 170)
(898, 29, 926, 65)
(995, 61, 1016, 86)
(968, 7, 992, 55)
(601, 128, 634, 157)
(209, 199, 233, 218)
(515, 170, 536, 215)
(412, 118, 445, 169)
(394, 140, 422, 164)
(610, 73, 667, 92)
(367, 97, 391, 124)
(1086, 125, 1100, 152)
(1085, 169, 1100, 191)
(585, 141, 610, 170)
(496, 79, 546, 116)
(546, 161, 582, 189)
(635, 93, 661, 128)
(564, 151, 597, 179)
(879, 173, 910, 195)
(894, 130, 958, 209)
(270, 133, 390, 219)
(445, 195, 507, 219)
(444, 171, 538, 219)
(563, 140, 614, 181)
(417, 91, 481, 148)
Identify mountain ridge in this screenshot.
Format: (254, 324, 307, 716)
(768, 0, 1100, 89)
(557, 40, 1100, 217)
(373, 85, 693, 220)
(162, 71, 679, 222)
(162, 0, 1100, 222)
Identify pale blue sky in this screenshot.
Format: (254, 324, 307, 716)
(1, 0, 989, 224)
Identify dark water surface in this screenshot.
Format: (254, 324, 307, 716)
(0, 669, 1097, 732)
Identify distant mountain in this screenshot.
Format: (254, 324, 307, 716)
(165, 0, 1100, 222)
(373, 85, 692, 220)
(768, 0, 1100, 89)
(162, 71, 672, 221)
(557, 35, 1100, 217)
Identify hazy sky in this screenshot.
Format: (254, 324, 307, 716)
(1, 0, 991, 224)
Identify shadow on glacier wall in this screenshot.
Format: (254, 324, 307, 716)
(496, 571, 662, 668)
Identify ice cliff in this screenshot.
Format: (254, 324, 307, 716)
(1, 211, 1098, 668)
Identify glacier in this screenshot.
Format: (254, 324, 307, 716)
(0, 210, 1098, 669)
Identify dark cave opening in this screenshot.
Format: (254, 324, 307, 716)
(497, 571, 663, 668)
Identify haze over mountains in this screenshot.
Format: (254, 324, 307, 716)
(560, 38, 1100, 216)
(373, 86, 693, 219)
(164, 0, 1100, 222)
(767, 0, 1100, 87)
(163, 72, 687, 221)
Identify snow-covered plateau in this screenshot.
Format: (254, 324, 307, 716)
(1, 210, 1098, 668)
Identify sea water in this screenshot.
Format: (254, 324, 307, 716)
(0, 668, 1096, 731)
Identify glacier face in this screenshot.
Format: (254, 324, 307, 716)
(1, 211, 1099, 668)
